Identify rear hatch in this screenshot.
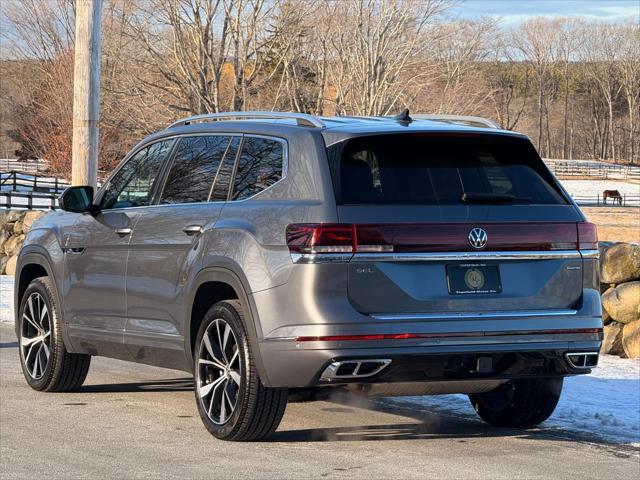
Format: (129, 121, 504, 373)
(325, 132, 596, 314)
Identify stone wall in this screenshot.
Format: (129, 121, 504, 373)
(0, 210, 46, 275)
(600, 242, 640, 359)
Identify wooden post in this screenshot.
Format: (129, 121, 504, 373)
(72, 0, 103, 187)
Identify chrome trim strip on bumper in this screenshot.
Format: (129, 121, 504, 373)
(291, 253, 353, 264)
(292, 250, 599, 264)
(371, 309, 578, 321)
(353, 250, 585, 262)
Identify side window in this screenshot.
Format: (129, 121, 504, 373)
(101, 140, 174, 209)
(210, 136, 240, 201)
(160, 135, 230, 204)
(232, 137, 284, 200)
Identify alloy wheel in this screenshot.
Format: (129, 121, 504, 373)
(20, 292, 52, 380)
(196, 318, 242, 425)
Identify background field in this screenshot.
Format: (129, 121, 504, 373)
(583, 207, 639, 243)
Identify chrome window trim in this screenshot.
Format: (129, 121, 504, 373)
(97, 132, 289, 212)
(371, 309, 578, 321)
(580, 249, 599, 259)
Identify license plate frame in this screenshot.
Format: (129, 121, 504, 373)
(446, 263, 502, 295)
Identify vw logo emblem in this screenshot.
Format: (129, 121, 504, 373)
(468, 227, 488, 249)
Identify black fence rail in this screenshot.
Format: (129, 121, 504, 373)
(0, 171, 69, 194)
(0, 191, 58, 210)
(570, 194, 640, 207)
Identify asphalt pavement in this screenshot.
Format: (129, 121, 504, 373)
(1, 324, 638, 479)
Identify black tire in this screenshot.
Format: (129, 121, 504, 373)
(193, 300, 288, 441)
(18, 277, 91, 392)
(469, 377, 563, 428)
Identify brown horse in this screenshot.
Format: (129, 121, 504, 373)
(603, 190, 622, 205)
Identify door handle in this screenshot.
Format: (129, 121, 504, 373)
(115, 227, 132, 236)
(182, 224, 203, 236)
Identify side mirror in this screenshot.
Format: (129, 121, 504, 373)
(59, 186, 100, 215)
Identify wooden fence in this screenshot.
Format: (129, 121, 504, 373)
(545, 160, 640, 181)
(0, 159, 49, 175)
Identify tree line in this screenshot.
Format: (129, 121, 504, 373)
(1, 0, 638, 176)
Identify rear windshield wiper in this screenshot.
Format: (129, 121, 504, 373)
(461, 193, 532, 203)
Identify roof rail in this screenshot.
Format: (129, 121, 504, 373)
(412, 114, 500, 129)
(167, 111, 325, 129)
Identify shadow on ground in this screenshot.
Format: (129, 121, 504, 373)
(271, 398, 639, 456)
(81, 377, 193, 393)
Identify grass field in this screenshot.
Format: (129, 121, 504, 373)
(582, 207, 639, 243)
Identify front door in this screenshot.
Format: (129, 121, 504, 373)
(124, 134, 239, 368)
(64, 138, 175, 358)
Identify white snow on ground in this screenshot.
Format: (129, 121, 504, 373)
(1, 273, 638, 445)
(560, 179, 640, 197)
(389, 354, 640, 445)
(0, 275, 14, 324)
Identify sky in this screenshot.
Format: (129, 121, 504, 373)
(451, 0, 640, 25)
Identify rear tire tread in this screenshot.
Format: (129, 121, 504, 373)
(470, 377, 563, 429)
(194, 299, 287, 441)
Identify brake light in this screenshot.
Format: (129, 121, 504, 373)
(286, 222, 588, 254)
(577, 222, 598, 250)
(286, 224, 355, 253)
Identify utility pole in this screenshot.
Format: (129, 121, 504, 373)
(72, 0, 103, 187)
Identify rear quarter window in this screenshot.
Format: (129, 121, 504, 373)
(232, 137, 284, 200)
(329, 133, 567, 206)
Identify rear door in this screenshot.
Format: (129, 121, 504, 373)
(328, 133, 589, 315)
(124, 134, 240, 368)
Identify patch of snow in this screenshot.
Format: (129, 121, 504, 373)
(389, 354, 640, 445)
(560, 179, 640, 197)
(0, 275, 15, 324)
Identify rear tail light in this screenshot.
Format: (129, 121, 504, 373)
(577, 222, 598, 251)
(286, 224, 355, 254)
(286, 222, 593, 255)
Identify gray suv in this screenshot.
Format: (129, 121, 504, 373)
(14, 111, 602, 441)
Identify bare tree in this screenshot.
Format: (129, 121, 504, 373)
(510, 18, 560, 157)
(616, 21, 640, 163)
(327, 0, 451, 116)
(579, 23, 624, 161)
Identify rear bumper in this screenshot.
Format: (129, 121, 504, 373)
(258, 336, 602, 388)
(250, 264, 602, 388)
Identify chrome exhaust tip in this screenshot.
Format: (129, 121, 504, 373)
(565, 352, 599, 369)
(320, 359, 392, 382)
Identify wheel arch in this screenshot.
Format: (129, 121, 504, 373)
(14, 249, 56, 335)
(185, 265, 271, 386)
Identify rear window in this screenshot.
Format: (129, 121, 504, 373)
(328, 134, 567, 205)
